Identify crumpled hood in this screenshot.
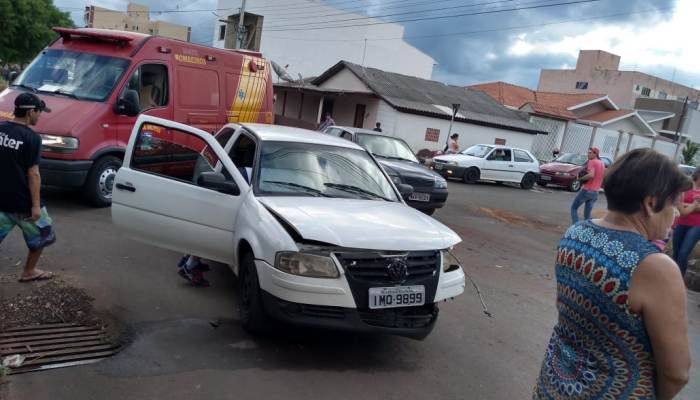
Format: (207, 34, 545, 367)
(257, 197, 461, 251)
(433, 154, 482, 163)
(0, 88, 103, 135)
(377, 158, 443, 181)
(540, 162, 582, 174)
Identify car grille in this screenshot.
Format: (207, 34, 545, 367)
(335, 251, 439, 284)
(402, 175, 434, 190)
(358, 304, 437, 329)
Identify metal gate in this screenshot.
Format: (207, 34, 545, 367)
(529, 116, 566, 161)
(561, 123, 594, 155)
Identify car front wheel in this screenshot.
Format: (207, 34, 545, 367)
(569, 179, 582, 192)
(463, 167, 480, 183)
(520, 173, 536, 189)
(83, 155, 122, 207)
(239, 252, 271, 334)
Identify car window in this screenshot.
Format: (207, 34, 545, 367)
(256, 141, 399, 201)
(121, 63, 168, 111)
(130, 122, 232, 191)
(229, 132, 257, 184)
(555, 153, 587, 165)
(355, 133, 418, 163)
(513, 149, 534, 163)
(460, 145, 493, 158)
(325, 128, 341, 137)
(215, 127, 235, 148)
(340, 131, 353, 141)
(487, 148, 512, 161)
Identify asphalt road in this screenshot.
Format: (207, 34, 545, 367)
(1, 181, 698, 400)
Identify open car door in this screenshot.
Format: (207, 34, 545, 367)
(112, 115, 247, 265)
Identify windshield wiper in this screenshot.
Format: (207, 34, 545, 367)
(10, 83, 37, 93)
(49, 89, 80, 100)
(324, 183, 392, 201)
(376, 154, 415, 163)
(263, 181, 331, 197)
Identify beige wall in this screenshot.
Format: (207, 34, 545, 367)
(576, 50, 620, 71)
(85, 3, 190, 41)
(151, 21, 190, 42)
(318, 69, 372, 93)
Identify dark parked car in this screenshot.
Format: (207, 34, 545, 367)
(538, 153, 612, 192)
(323, 126, 448, 215)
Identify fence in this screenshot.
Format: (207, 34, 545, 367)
(529, 116, 566, 161)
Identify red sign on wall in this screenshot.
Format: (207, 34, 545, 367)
(425, 128, 440, 142)
(495, 138, 506, 145)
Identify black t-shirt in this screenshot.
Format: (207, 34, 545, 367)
(0, 121, 42, 213)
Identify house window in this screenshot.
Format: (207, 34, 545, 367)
(641, 87, 651, 96)
(658, 91, 667, 99)
(575, 81, 588, 90)
(219, 25, 226, 41)
(635, 84, 641, 91)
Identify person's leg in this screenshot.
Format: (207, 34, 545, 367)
(672, 225, 688, 263)
(17, 207, 56, 281)
(570, 190, 586, 224)
(583, 191, 598, 221)
(675, 226, 700, 276)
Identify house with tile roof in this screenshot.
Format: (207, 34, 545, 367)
(273, 61, 545, 153)
(469, 81, 679, 161)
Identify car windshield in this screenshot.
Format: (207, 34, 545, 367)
(555, 153, 588, 166)
(355, 133, 418, 163)
(14, 50, 130, 101)
(256, 141, 399, 201)
(460, 145, 493, 158)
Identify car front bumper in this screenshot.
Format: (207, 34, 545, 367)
(433, 164, 467, 179)
(538, 173, 575, 187)
(405, 187, 448, 210)
(40, 158, 93, 188)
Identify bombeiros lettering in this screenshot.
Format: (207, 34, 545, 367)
(0, 132, 23, 150)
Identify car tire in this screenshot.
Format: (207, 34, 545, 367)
(463, 167, 480, 183)
(520, 173, 536, 190)
(83, 155, 122, 207)
(239, 251, 271, 334)
(537, 181, 547, 187)
(420, 208, 436, 216)
(568, 179, 582, 192)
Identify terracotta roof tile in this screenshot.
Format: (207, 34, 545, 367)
(580, 109, 635, 123)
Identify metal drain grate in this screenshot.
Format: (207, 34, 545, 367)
(0, 322, 120, 374)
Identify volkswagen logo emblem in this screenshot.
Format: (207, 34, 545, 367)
(386, 257, 408, 283)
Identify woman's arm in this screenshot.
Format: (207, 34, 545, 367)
(677, 199, 700, 216)
(629, 253, 690, 400)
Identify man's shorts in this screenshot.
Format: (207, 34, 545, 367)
(0, 207, 56, 250)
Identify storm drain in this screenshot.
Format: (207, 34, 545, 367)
(0, 322, 120, 374)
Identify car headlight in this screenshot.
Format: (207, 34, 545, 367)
(441, 249, 462, 273)
(41, 134, 79, 153)
(555, 172, 571, 176)
(275, 252, 339, 278)
(434, 178, 447, 189)
(446, 161, 458, 166)
(389, 174, 402, 185)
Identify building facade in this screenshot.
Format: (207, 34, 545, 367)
(538, 50, 700, 109)
(84, 3, 191, 42)
(213, 0, 435, 80)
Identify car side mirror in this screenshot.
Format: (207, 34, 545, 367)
(397, 183, 413, 197)
(8, 71, 19, 83)
(114, 89, 140, 117)
(197, 171, 240, 195)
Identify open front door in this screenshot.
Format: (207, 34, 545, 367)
(112, 115, 247, 265)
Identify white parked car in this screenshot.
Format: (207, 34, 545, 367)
(112, 115, 466, 339)
(432, 144, 540, 189)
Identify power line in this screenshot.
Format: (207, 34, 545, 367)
(249, 0, 463, 18)
(262, 0, 602, 31)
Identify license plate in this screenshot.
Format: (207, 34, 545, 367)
(369, 285, 425, 309)
(433, 163, 443, 170)
(540, 175, 551, 181)
(408, 192, 430, 202)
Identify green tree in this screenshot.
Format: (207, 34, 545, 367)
(682, 140, 700, 166)
(0, 0, 74, 64)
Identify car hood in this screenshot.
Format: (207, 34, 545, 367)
(377, 158, 443, 180)
(0, 88, 102, 135)
(433, 154, 482, 163)
(540, 162, 582, 173)
(257, 197, 461, 251)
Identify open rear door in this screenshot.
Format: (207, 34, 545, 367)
(112, 115, 247, 264)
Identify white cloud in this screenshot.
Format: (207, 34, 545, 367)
(506, 0, 700, 76)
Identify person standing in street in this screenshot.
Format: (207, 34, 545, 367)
(0, 93, 56, 282)
(570, 147, 605, 224)
(373, 122, 382, 132)
(446, 133, 459, 154)
(317, 112, 335, 131)
(672, 167, 700, 276)
(534, 149, 691, 399)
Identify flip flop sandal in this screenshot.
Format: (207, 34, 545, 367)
(19, 271, 54, 282)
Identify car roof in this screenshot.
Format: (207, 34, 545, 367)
(471, 143, 529, 151)
(331, 125, 386, 135)
(240, 123, 364, 150)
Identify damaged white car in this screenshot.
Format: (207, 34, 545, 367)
(112, 116, 466, 339)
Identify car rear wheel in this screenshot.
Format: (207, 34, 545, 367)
(520, 173, 536, 190)
(463, 167, 480, 183)
(83, 155, 122, 207)
(239, 252, 271, 334)
(569, 179, 582, 192)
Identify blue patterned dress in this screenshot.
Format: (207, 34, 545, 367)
(534, 221, 659, 399)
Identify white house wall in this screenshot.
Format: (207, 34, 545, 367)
(376, 100, 397, 135)
(389, 111, 536, 153)
(329, 95, 379, 129)
(214, 0, 435, 80)
(320, 69, 373, 93)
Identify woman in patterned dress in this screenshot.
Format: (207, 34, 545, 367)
(534, 148, 691, 399)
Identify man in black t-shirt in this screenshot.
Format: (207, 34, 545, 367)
(0, 92, 57, 282)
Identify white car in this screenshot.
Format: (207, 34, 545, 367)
(432, 144, 540, 189)
(112, 115, 466, 339)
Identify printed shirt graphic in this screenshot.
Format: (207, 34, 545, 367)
(533, 221, 659, 399)
(0, 121, 42, 213)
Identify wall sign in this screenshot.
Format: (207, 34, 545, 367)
(425, 128, 440, 142)
(495, 138, 506, 145)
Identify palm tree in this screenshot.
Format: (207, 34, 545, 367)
(682, 141, 700, 165)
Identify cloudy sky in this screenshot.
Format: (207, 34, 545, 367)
(57, 0, 698, 89)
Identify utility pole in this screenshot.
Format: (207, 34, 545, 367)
(361, 38, 368, 66)
(445, 103, 460, 151)
(673, 96, 689, 161)
(234, 0, 247, 49)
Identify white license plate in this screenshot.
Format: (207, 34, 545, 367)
(433, 163, 443, 170)
(369, 285, 425, 309)
(540, 175, 552, 181)
(408, 192, 431, 202)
